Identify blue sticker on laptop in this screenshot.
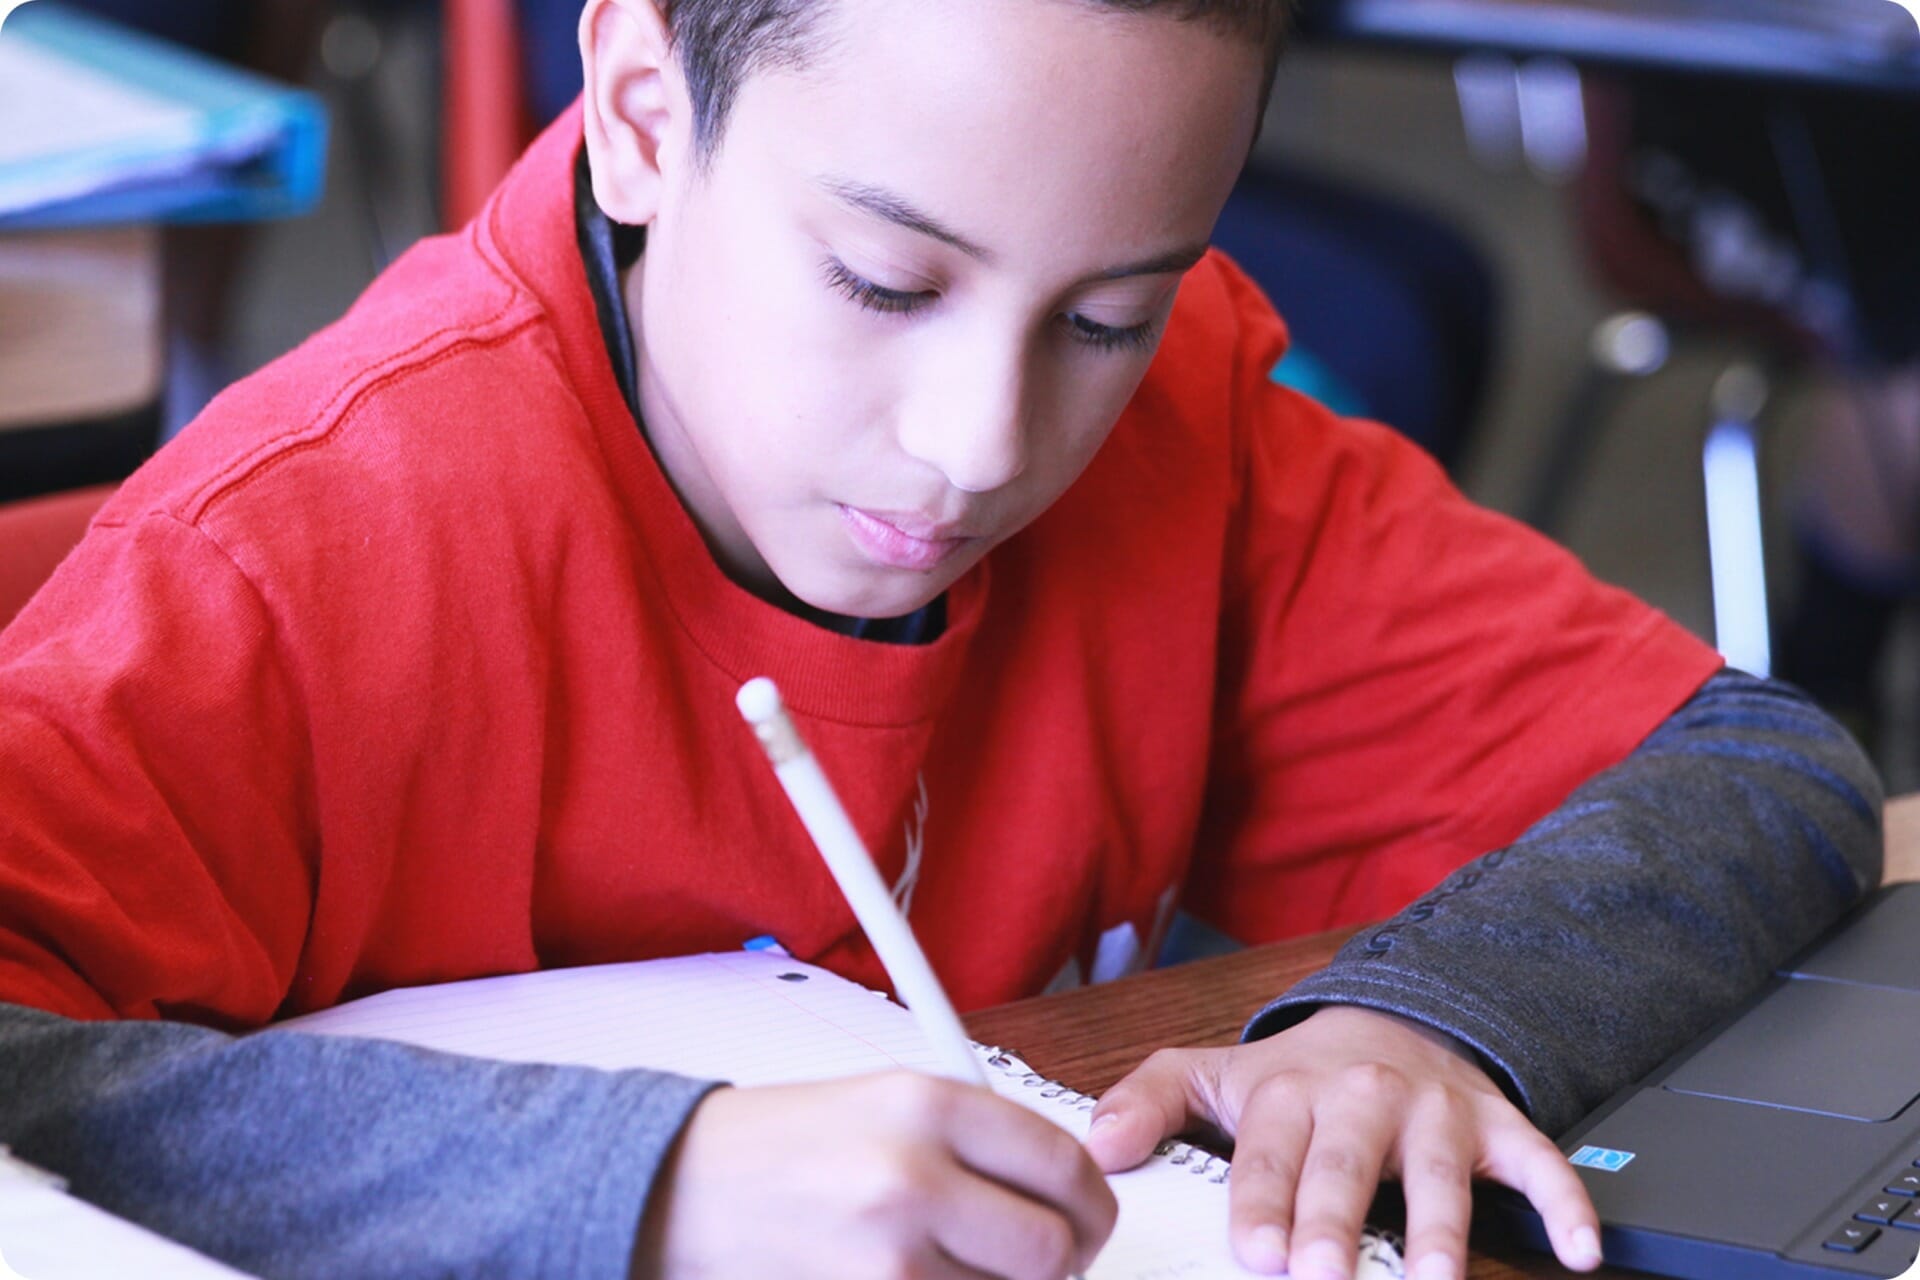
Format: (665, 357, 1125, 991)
(1570, 1145, 1636, 1172)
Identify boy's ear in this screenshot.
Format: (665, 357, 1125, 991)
(580, 0, 685, 226)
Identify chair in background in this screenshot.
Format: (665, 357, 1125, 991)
(442, 0, 528, 231)
(439, 0, 604, 229)
(1521, 78, 1830, 679)
(1211, 162, 1499, 475)
(0, 487, 116, 631)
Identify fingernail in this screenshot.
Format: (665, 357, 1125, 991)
(1301, 1239, 1351, 1280)
(1244, 1224, 1288, 1272)
(1415, 1254, 1456, 1280)
(1090, 1113, 1121, 1134)
(1571, 1226, 1603, 1269)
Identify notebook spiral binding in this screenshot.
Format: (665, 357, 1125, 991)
(979, 1046, 1230, 1185)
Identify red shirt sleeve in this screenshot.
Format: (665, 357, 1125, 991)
(1184, 257, 1724, 943)
(0, 511, 314, 1024)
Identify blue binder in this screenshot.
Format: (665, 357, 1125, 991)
(0, 1, 327, 229)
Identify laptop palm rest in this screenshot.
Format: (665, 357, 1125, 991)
(1662, 977, 1920, 1121)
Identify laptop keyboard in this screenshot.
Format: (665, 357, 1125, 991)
(1826, 1157, 1920, 1253)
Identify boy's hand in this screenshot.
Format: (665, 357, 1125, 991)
(1084, 1006, 1604, 1280)
(635, 1072, 1118, 1280)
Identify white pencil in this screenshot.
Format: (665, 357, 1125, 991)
(736, 676, 988, 1087)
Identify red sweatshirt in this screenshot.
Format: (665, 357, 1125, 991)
(0, 110, 1720, 1028)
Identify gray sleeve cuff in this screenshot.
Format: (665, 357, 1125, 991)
(1242, 959, 1563, 1123)
(527, 1061, 722, 1280)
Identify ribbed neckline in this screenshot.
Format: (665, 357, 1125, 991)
(481, 106, 988, 729)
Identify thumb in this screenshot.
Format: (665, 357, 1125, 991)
(1085, 1048, 1213, 1173)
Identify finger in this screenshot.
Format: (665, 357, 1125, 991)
(940, 1085, 1120, 1266)
(1223, 1074, 1313, 1275)
(1480, 1112, 1604, 1272)
(1394, 1093, 1477, 1280)
(929, 1164, 1099, 1280)
(920, 1245, 1016, 1280)
(1086, 1048, 1225, 1173)
(1286, 1071, 1403, 1280)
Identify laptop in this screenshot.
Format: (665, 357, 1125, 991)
(1492, 881, 1920, 1279)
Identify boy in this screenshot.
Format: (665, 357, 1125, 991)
(0, 2, 1880, 1279)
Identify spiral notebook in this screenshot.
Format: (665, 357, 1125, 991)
(277, 951, 1403, 1279)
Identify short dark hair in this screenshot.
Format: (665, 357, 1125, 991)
(663, 0, 1293, 165)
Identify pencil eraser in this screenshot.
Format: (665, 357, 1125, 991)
(736, 677, 783, 725)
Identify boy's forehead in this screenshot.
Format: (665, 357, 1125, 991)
(721, 0, 1263, 266)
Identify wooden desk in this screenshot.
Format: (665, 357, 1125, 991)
(0, 226, 164, 501)
(0, 226, 162, 431)
(965, 794, 1920, 1278)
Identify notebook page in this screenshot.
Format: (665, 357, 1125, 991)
(275, 952, 943, 1084)
(0, 1177, 252, 1279)
(275, 955, 1401, 1279)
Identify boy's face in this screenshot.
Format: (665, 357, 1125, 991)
(620, 0, 1262, 619)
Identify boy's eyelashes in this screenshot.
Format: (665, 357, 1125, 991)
(1066, 311, 1162, 355)
(820, 257, 1162, 355)
(823, 256, 932, 315)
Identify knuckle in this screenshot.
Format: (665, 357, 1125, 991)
(844, 1232, 921, 1280)
(1011, 1215, 1078, 1280)
(849, 1149, 940, 1222)
(1090, 1173, 1121, 1235)
(1244, 1070, 1308, 1116)
(1040, 1127, 1097, 1194)
(1498, 1126, 1568, 1175)
(1229, 1147, 1303, 1189)
(1413, 1079, 1465, 1117)
(1480, 1100, 1543, 1145)
(1414, 1151, 1470, 1187)
(1139, 1047, 1189, 1079)
(1337, 1060, 1409, 1106)
(864, 1248, 924, 1280)
(1302, 1144, 1371, 1186)
(881, 1071, 957, 1128)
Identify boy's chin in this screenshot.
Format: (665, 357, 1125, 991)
(779, 560, 959, 625)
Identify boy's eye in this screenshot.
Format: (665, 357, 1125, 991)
(823, 256, 1159, 356)
(823, 258, 934, 316)
(1064, 312, 1160, 355)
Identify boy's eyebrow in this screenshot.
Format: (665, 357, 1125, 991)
(821, 176, 1212, 283)
(1093, 245, 1210, 281)
(823, 178, 992, 261)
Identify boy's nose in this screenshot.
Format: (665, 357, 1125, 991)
(898, 347, 1032, 495)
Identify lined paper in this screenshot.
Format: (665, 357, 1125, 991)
(278, 952, 937, 1084)
(277, 953, 1402, 1279)
(0, 1177, 251, 1279)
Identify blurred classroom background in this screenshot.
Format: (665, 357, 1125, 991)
(5, 0, 1919, 786)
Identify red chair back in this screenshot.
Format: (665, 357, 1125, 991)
(0, 486, 115, 631)
(443, 0, 530, 231)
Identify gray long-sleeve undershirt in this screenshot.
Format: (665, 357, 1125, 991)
(0, 671, 1882, 1277)
(0, 1010, 717, 1278)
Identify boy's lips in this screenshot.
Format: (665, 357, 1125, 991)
(838, 504, 978, 573)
